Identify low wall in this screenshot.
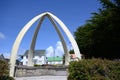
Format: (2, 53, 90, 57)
(15, 66, 68, 77)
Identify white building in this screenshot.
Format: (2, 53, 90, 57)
(20, 50, 46, 65)
(47, 57, 63, 65)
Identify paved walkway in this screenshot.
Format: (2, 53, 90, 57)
(15, 76, 67, 80)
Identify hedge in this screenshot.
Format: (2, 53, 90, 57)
(0, 60, 14, 80)
(68, 58, 120, 80)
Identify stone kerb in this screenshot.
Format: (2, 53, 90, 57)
(15, 66, 68, 77)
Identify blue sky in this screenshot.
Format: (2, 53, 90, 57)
(0, 0, 101, 58)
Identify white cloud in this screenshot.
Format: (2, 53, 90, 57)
(46, 41, 65, 57)
(46, 46, 54, 57)
(0, 32, 5, 39)
(55, 41, 64, 57)
(3, 52, 10, 59)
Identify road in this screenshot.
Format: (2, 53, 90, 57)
(15, 76, 67, 80)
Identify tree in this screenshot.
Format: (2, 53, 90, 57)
(0, 60, 14, 80)
(74, 24, 95, 58)
(69, 50, 74, 54)
(75, 0, 120, 59)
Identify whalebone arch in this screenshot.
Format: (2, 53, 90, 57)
(9, 12, 81, 77)
(27, 14, 70, 66)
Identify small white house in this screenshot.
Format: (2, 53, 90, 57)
(20, 50, 46, 65)
(21, 56, 28, 65)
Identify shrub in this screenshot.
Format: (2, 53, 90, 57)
(68, 58, 120, 80)
(0, 76, 14, 80)
(34, 64, 41, 67)
(0, 60, 9, 76)
(0, 60, 14, 80)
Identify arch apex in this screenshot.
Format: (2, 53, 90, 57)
(44, 12, 51, 14)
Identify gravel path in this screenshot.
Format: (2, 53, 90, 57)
(15, 76, 67, 80)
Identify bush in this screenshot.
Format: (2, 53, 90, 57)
(68, 58, 120, 80)
(0, 76, 14, 80)
(0, 60, 14, 80)
(34, 64, 41, 67)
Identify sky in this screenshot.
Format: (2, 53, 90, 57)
(0, 0, 101, 58)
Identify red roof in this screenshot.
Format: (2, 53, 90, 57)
(70, 54, 76, 59)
